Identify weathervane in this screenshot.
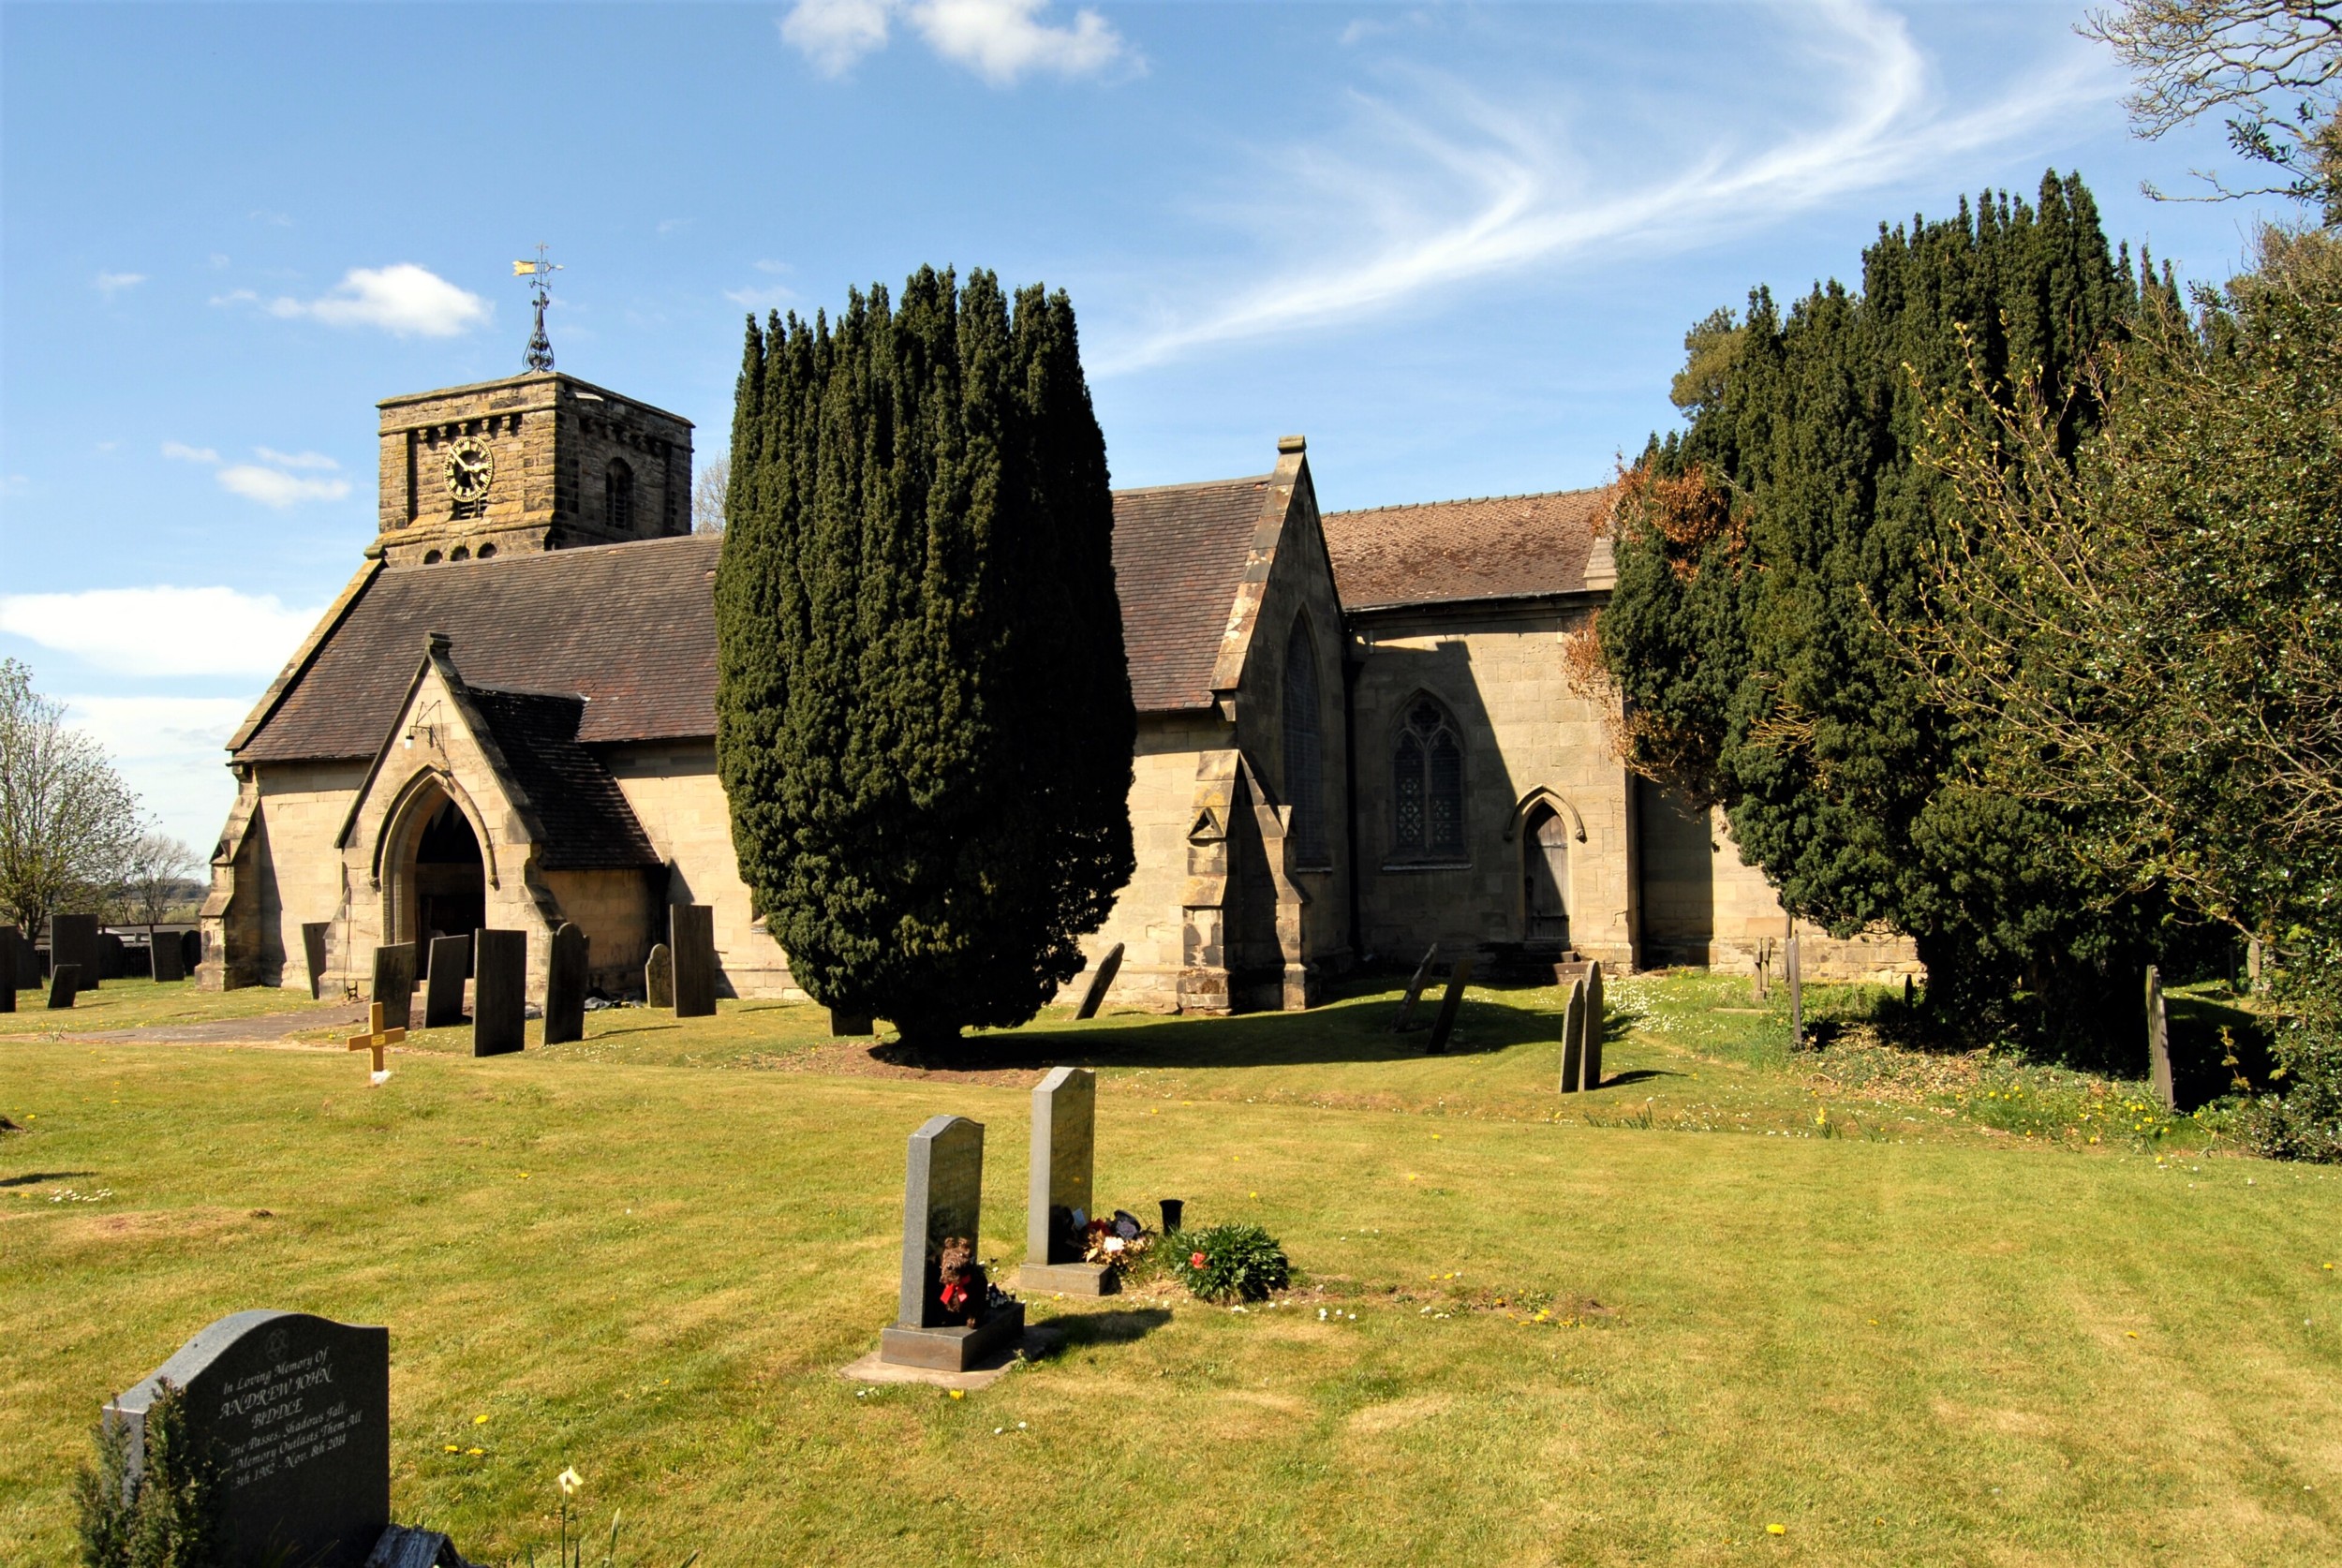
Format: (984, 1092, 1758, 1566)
(512, 244, 562, 371)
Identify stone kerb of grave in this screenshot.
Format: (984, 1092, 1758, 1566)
(471, 929, 526, 1058)
(1021, 1067, 1117, 1297)
(104, 1309, 391, 1568)
(878, 1115, 1025, 1373)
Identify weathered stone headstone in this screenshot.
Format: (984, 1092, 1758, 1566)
(1392, 944, 1438, 1031)
(1581, 959, 1606, 1090)
(181, 929, 201, 977)
(541, 923, 587, 1045)
(471, 929, 526, 1057)
(1020, 1066, 1115, 1296)
(423, 936, 470, 1028)
(99, 931, 127, 981)
(301, 923, 331, 1000)
(1073, 943, 1124, 1021)
(1786, 931, 1804, 1050)
(49, 964, 80, 1009)
(2146, 964, 2174, 1110)
(1425, 955, 1475, 1055)
(880, 1115, 1024, 1372)
(670, 904, 717, 1018)
(830, 1007, 873, 1036)
(151, 928, 186, 983)
(104, 1309, 391, 1568)
(52, 913, 100, 995)
(1559, 978, 1586, 1092)
(644, 942, 673, 1009)
(0, 923, 15, 1013)
(369, 943, 417, 1032)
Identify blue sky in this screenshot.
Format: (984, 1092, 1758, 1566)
(0, 1, 2292, 851)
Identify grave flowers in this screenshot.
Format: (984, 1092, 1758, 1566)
(1078, 1209, 1154, 1273)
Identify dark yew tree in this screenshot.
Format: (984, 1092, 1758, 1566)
(715, 268, 1134, 1050)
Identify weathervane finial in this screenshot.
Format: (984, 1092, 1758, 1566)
(512, 244, 562, 372)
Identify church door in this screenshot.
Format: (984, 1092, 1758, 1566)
(1523, 806, 1570, 943)
(408, 797, 485, 946)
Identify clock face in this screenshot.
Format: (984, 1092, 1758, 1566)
(443, 438, 494, 500)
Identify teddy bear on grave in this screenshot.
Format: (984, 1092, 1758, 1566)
(936, 1235, 990, 1326)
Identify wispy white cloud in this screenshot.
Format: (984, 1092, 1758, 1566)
(94, 271, 146, 297)
(217, 465, 350, 507)
(161, 441, 219, 465)
(0, 587, 320, 678)
(61, 694, 259, 849)
(262, 263, 491, 337)
(252, 447, 338, 471)
(1096, 0, 2117, 375)
(779, 0, 1131, 84)
(725, 284, 798, 310)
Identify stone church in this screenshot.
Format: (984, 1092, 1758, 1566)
(200, 366, 1915, 1007)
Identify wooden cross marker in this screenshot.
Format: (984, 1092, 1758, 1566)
(347, 1001, 405, 1076)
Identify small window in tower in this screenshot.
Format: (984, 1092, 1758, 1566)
(476, 542, 497, 559)
(451, 546, 470, 562)
(607, 458, 635, 531)
(422, 550, 442, 565)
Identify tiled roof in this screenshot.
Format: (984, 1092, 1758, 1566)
(467, 688, 661, 869)
(1110, 476, 1271, 711)
(1322, 486, 1613, 611)
(237, 535, 721, 762)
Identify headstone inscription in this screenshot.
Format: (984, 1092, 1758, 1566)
(423, 936, 470, 1028)
(52, 913, 100, 995)
(0, 924, 15, 1013)
(1020, 1066, 1115, 1297)
(1425, 955, 1475, 1055)
(104, 1309, 391, 1568)
(880, 1115, 1024, 1372)
(1392, 944, 1438, 1031)
(1580, 960, 1606, 1091)
(670, 904, 717, 1018)
(303, 923, 331, 1000)
(1559, 978, 1586, 1093)
(151, 927, 186, 983)
(1073, 943, 1125, 1021)
(471, 929, 526, 1058)
(2146, 965, 2174, 1110)
(644, 942, 674, 1010)
(370, 943, 417, 1032)
(49, 964, 81, 1009)
(541, 923, 587, 1045)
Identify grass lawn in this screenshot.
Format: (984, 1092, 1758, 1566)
(2, 974, 2335, 1565)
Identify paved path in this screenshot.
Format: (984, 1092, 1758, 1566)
(49, 1003, 369, 1046)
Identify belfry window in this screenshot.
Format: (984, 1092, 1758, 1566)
(1282, 617, 1327, 865)
(607, 458, 635, 531)
(1391, 699, 1465, 860)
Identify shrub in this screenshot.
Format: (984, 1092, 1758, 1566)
(75, 1381, 224, 1568)
(1171, 1223, 1290, 1303)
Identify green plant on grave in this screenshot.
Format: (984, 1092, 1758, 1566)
(74, 1380, 225, 1568)
(1171, 1222, 1291, 1304)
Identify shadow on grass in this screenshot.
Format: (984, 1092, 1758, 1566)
(1591, 1068, 1679, 1091)
(1030, 1308, 1173, 1354)
(0, 1171, 97, 1186)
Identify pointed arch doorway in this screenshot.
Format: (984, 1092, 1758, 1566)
(1522, 803, 1571, 945)
(403, 792, 484, 947)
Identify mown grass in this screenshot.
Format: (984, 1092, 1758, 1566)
(2, 974, 2336, 1565)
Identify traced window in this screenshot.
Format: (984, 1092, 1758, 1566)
(1390, 699, 1465, 859)
(1282, 617, 1327, 865)
(607, 458, 635, 531)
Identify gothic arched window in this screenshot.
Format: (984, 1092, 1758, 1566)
(607, 458, 635, 531)
(1391, 698, 1465, 860)
(1282, 617, 1327, 865)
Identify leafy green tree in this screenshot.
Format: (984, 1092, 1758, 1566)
(0, 658, 142, 944)
(715, 268, 1134, 1050)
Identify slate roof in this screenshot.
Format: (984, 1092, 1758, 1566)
(237, 535, 721, 762)
(467, 688, 661, 869)
(1109, 475, 1272, 712)
(1322, 486, 1613, 612)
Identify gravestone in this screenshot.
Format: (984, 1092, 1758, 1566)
(303, 923, 331, 1000)
(181, 929, 201, 977)
(541, 924, 587, 1044)
(829, 1007, 873, 1036)
(104, 1309, 390, 1568)
(2146, 965, 2174, 1110)
(471, 929, 526, 1057)
(99, 931, 127, 981)
(644, 942, 673, 1010)
(0, 923, 15, 1013)
(1559, 978, 1586, 1093)
(1581, 960, 1605, 1090)
(1786, 931, 1804, 1050)
(880, 1115, 1024, 1372)
(423, 937, 470, 1028)
(670, 904, 717, 1018)
(1391, 944, 1438, 1031)
(49, 964, 81, 1009)
(52, 913, 100, 995)
(1021, 1066, 1115, 1296)
(369, 943, 417, 1032)
(151, 927, 186, 984)
(1073, 943, 1124, 1021)
(1425, 955, 1475, 1055)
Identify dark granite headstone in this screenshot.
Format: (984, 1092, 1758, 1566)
(423, 936, 469, 1028)
(1425, 955, 1474, 1055)
(1392, 944, 1438, 1031)
(1021, 1066, 1113, 1296)
(880, 1115, 1024, 1372)
(104, 1309, 390, 1568)
(1073, 943, 1124, 1021)
(301, 923, 331, 1000)
(541, 923, 587, 1044)
(98, 931, 127, 981)
(369, 943, 417, 1032)
(49, 964, 81, 1009)
(644, 942, 673, 1010)
(471, 929, 526, 1057)
(2146, 964, 2173, 1109)
(830, 1007, 873, 1036)
(151, 928, 186, 983)
(181, 929, 201, 976)
(1581, 960, 1605, 1090)
(1559, 978, 1586, 1092)
(52, 913, 100, 994)
(0, 923, 15, 1013)
(670, 904, 717, 1018)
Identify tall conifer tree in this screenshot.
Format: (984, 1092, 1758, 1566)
(715, 269, 1134, 1048)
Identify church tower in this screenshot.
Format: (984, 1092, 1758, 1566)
(371, 372, 694, 568)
